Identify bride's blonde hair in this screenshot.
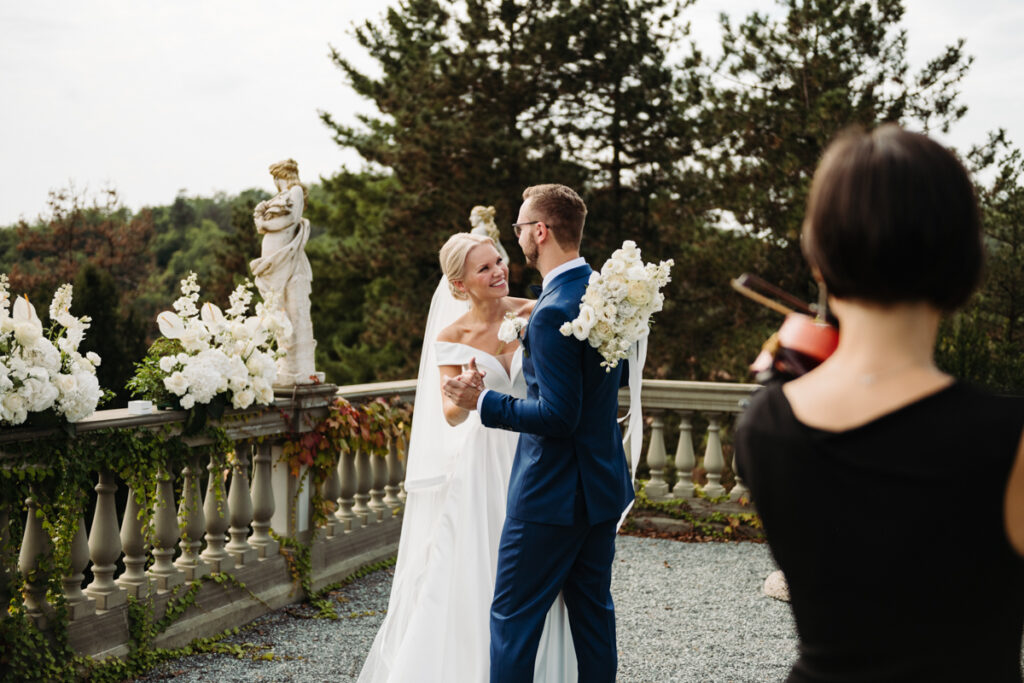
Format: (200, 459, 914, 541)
(440, 233, 494, 300)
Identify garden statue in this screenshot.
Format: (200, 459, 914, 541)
(250, 158, 321, 386)
(469, 205, 508, 262)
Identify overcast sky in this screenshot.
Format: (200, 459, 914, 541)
(1, 0, 1021, 227)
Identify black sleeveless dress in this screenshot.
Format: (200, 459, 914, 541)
(735, 381, 1024, 682)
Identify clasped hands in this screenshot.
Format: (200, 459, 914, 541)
(443, 358, 486, 411)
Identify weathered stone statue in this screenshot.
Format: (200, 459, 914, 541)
(250, 159, 321, 386)
(469, 205, 509, 262)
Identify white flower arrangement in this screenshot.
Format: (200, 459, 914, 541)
(0, 275, 103, 425)
(150, 272, 292, 410)
(559, 241, 673, 371)
(497, 311, 527, 344)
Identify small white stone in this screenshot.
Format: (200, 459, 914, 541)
(763, 569, 790, 602)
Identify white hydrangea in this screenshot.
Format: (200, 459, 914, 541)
(0, 279, 104, 425)
(558, 240, 673, 371)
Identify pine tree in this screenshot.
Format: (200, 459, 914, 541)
(697, 0, 973, 299)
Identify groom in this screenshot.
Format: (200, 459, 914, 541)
(444, 183, 633, 683)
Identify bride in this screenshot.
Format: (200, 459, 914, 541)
(357, 232, 577, 682)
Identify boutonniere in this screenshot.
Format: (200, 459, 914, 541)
(498, 311, 526, 343)
(497, 312, 528, 356)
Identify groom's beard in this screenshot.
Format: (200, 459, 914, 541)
(523, 233, 539, 268)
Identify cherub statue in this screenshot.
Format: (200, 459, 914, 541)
(250, 159, 319, 385)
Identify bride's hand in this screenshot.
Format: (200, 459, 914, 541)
(461, 358, 486, 390)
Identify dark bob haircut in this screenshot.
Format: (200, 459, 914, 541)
(802, 124, 982, 311)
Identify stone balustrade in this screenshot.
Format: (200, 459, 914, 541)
(0, 377, 755, 663)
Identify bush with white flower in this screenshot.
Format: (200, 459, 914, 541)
(128, 273, 291, 418)
(0, 275, 104, 426)
(558, 241, 673, 371)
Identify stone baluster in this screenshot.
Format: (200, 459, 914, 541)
(352, 448, 372, 526)
(18, 495, 52, 624)
(644, 412, 669, 500)
(63, 517, 96, 619)
(671, 412, 696, 499)
(250, 442, 279, 556)
(174, 455, 208, 580)
(322, 453, 342, 536)
(369, 449, 389, 522)
(226, 444, 257, 566)
(383, 436, 403, 509)
(117, 487, 152, 597)
(702, 413, 727, 499)
(85, 470, 126, 610)
(201, 454, 234, 573)
(149, 467, 185, 591)
(335, 446, 357, 533)
(729, 449, 751, 503)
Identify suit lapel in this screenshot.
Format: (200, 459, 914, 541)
(522, 264, 591, 357)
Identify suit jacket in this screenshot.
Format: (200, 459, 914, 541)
(480, 263, 634, 526)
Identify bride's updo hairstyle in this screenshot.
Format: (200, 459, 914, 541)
(802, 124, 982, 312)
(440, 232, 494, 300)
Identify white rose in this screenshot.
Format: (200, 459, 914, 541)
(2, 393, 28, 425)
(571, 319, 589, 341)
(163, 371, 189, 396)
(159, 356, 177, 373)
(56, 373, 76, 394)
(602, 259, 625, 276)
(254, 383, 274, 405)
(627, 281, 653, 307)
(0, 317, 14, 334)
(179, 393, 196, 409)
(625, 265, 646, 281)
(232, 389, 255, 410)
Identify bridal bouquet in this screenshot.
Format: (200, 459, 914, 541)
(0, 275, 104, 426)
(559, 241, 673, 371)
(128, 272, 291, 413)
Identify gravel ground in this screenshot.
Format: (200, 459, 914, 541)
(136, 536, 797, 682)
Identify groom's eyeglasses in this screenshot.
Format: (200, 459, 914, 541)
(512, 221, 540, 237)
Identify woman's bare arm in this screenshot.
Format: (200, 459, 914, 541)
(440, 364, 470, 426)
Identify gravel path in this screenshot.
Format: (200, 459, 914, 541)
(136, 536, 797, 682)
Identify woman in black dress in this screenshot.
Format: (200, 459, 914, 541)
(735, 124, 1024, 682)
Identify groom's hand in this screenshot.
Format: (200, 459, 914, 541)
(443, 358, 485, 411)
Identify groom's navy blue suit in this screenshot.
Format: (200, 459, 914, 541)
(480, 262, 634, 683)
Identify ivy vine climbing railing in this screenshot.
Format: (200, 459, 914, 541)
(0, 377, 756, 680)
(0, 381, 414, 680)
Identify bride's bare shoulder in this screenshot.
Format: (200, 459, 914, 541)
(508, 297, 536, 317)
(436, 315, 470, 344)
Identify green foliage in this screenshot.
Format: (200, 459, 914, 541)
(74, 263, 149, 405)
(694, 0, 973, 298)
(281, 395, 412, 530)
(126, 337, 186, 406)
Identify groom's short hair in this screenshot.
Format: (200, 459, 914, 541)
(523, 184, 586, 249)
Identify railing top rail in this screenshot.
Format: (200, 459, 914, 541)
(0, 377, 758, 450)
(620, 379, 760, 413)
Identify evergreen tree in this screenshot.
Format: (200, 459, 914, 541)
(697, 0, 973, 300)
(73, 263, 149, 406)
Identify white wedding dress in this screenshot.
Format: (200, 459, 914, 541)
(357, 327, 577, 681)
